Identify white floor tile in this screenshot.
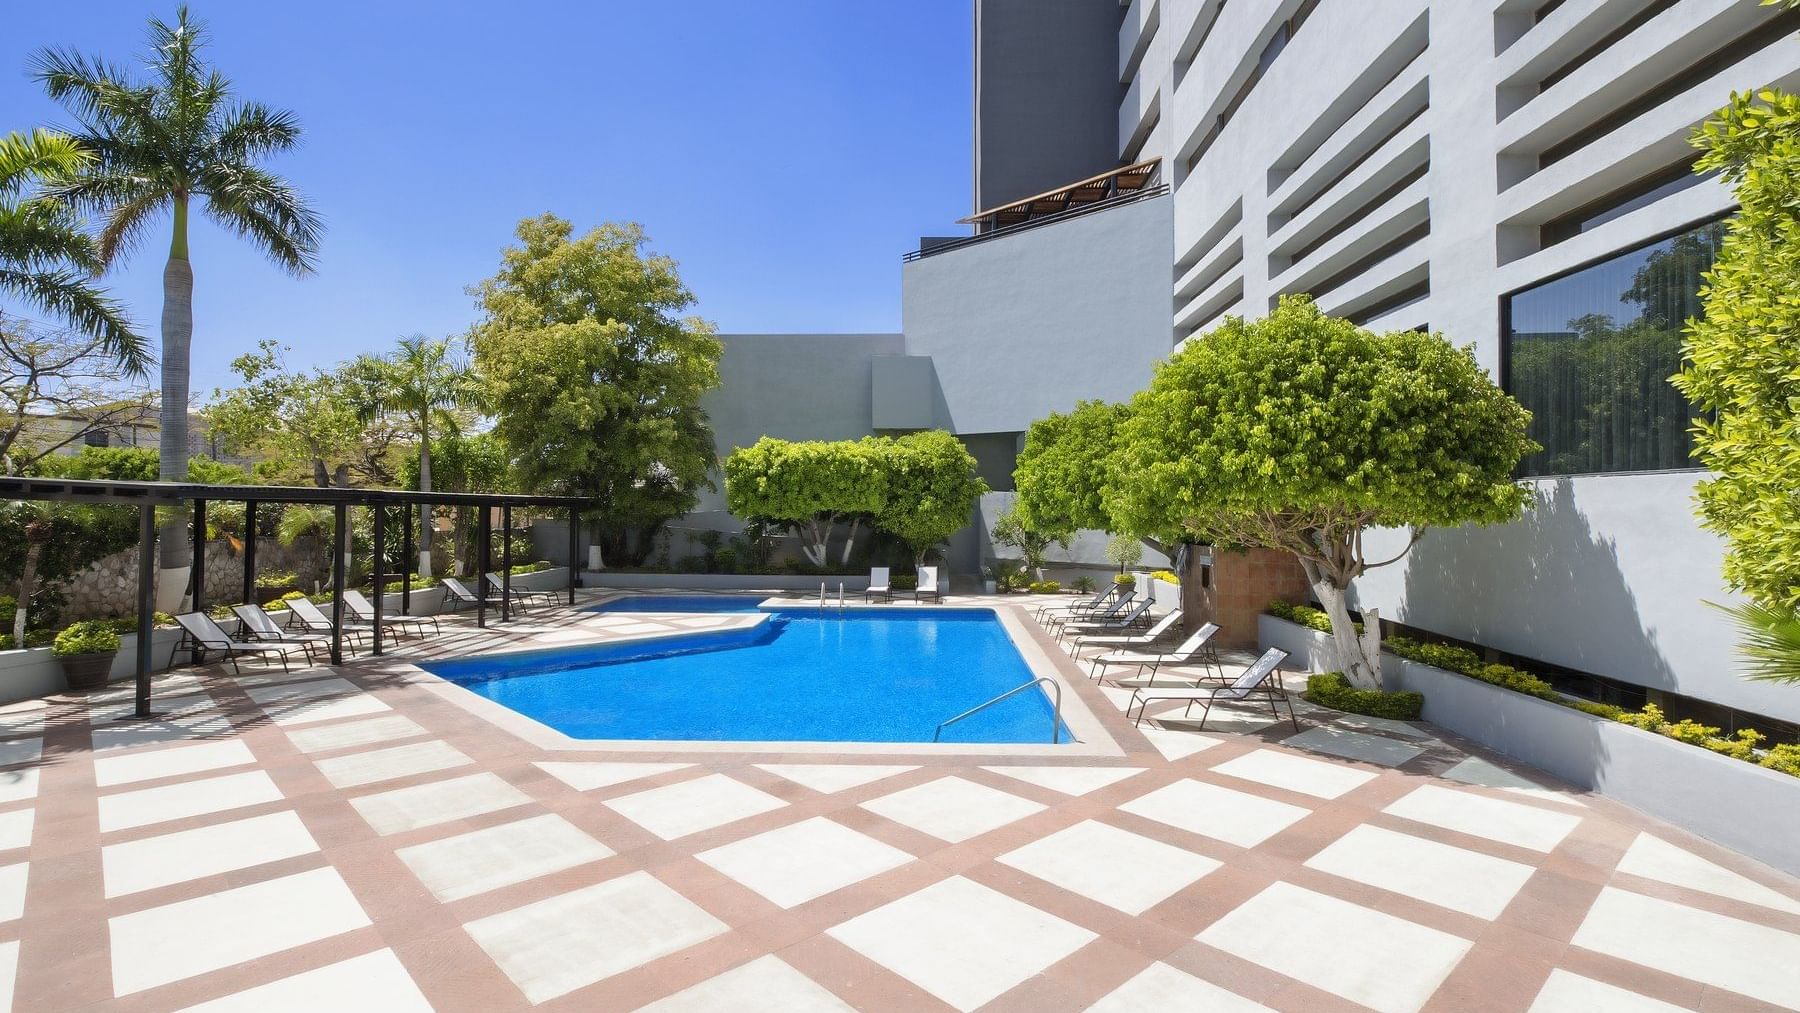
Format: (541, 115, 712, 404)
(314, 739, 472, 789)
(1199, 881, 1471, 1013)
(1212, 749, 1377, 799)
(177, 948, 432, 1012)
(753, 764, 917, 794)
(90, 691, 215, 722)
(0, 810, 31, 852)
(108, 867, 371, 996)
(1153, 704, 1280, 735)
(634, 954, 852, 1012)
(0, 769, 36, 806)
(351, 772, 532, 836)
(1139, 727, 1224, 761)
(98, 770, 283, 833)
(94, 740, 255, 787)
(242, 677, 363, 706)
(0, 741, 40, 768)
(999, 819, 1219, 914)
(979, 765, 1146, 796)
(605, 774, 787, 840)
(262, 692, 390, 726)
(1572, 887, 1800, 1008)
(0, 864, 24, 923)
(826, 875, 1096, 1012)
(0, 700, 46, 739)
(1616, 833, 1800, 915)
(860, 776, 1045, 843)
(1439, 757, 1586, 808)
(102, 811, 319, 898)
(0, 939, 16, 1013)
(1097, 686, 1137, 712)
(1527, 969, 1691, 1012)
(465, 871, 727, 1004)
(535, 761, 694, 791)
(1281, 726, 1424, 767)
(1383, 784, 1581, 853)
(697, 816, 913, 909)
(285, 715, 427, 754)
(1088, 961, 1273, 1012)
(1118, 778, 1309, 848)
(396, 813, 613, 902)
(89, 711, 235, 752)
(1305, 825, 1537, 919)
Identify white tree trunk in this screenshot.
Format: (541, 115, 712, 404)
(11, 543, 36, 645)
(839, 517, 859, 567)
(1312, 579, 1384, 690)
(157, 252, 194, 606)
(416, 435, 434, 578)
(801, 518, 830, 567)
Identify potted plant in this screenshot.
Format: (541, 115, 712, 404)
(982, 567, 999, 595)
(54, 620, 121, 691)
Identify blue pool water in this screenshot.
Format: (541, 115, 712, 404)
(424, 608, 1070, 743)
(590, 594, 767, 613)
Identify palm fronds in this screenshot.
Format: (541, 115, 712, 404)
(1712, 599, 1800, 684)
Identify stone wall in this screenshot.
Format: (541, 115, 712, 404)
(57, 536, 327, 621)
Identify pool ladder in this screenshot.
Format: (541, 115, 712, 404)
(819, 581, 846, 613)
(933, 677, 1063, 744)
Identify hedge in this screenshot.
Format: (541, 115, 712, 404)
(1305, 672, 1423, 721)
(1028, 580, 1062, 594)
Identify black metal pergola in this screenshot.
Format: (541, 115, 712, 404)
(0, 476, 587, 719)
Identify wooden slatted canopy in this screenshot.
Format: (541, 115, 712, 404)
(960, 158, 1162, 232)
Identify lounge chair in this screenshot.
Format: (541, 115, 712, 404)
(342, 589, 440, 637)
(283, 597, 372, 650)
(1057, 597, 1154, 642)
(1090, 622, 1222, 684)
(440, 577, 481, 611)
(173, 612, 310, 674)
(231, 604, 329, 663)
(866, 567, 892, 603)
(485, 572, 558, 610)
(1034, 584, 1116, 622)
(915, 565, 943, 603)
(1125, 647, 1295, 729)
(1071, 608, 1183, 653)
(1045, 589, 1135, 634)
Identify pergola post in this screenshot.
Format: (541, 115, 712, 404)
(372, 503, 386, 656)
(134, 503, 155, 719)
(501, 504, 513, 623)
(476, 506, 490, 629)
(400, 503, 413, 616)
(241, 500, 258, 608)
(330, 503, 348, 665)
(190, 498, 206, 664)
(567, 507, 578, 606)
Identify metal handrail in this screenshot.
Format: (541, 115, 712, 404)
(933, 677, 1064, 744)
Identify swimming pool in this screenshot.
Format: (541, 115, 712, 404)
(424, 608, 1070, 744)
(589, 594, 767, 613)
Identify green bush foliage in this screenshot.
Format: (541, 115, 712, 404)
(1112, 573, 1136, 587)
(1266, 600, 1361, 635)
(1028, 580, 1061, 594)
(52, 620, 121, 657)
(1305, 672, 1423, 721)
(891, 574, 917, 592)
(1013, 399, 1134, 539)
(1072, 576, 1096, 593)
(1148, 569, 1179, 584)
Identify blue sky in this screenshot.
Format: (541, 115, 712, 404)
(1, 1, 971, 394)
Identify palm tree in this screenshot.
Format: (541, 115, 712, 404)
(0, 129, 144, 371)
(33, 6, 321, 594)
(379, 336, 483, 577)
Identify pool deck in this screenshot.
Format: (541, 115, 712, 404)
(2, 592, 1798, 1011)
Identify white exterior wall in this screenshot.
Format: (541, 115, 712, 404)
(1116, 0, 1800, 722)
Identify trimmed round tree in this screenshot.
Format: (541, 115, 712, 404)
(1108, 296, 1536, 688)
(723, 437, 886, 567)
(874, 431, 989, 564)
(1012, 399, 1132, 540)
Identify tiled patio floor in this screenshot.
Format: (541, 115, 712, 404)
(2, 595, 1797, 1011)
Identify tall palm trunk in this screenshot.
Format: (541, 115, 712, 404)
(156, 197, 193, 609)
(416, 426, 433, 578)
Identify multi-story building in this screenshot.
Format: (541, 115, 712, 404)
(685, 0, 1800, 731)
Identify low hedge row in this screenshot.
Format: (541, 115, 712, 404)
(1269, 601, 1800, 780)
(1028, 580, 1061, 594)
(1304, 672, 1423, 720)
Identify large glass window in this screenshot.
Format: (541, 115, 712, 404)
(1504, 218, 1724, 476)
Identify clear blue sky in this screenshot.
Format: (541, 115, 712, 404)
(1, 1, 971, 393)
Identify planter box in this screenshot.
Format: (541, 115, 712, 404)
(1256, 614, 1800, 877)
(1258, 614, 1338, 675)
(0, 626, 186, 705)
(1151, 578, 1181, 613)
(581, 571, 870, 593)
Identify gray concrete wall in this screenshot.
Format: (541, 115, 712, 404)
(902, 194, 1174, 437)
(975, 0, 1126, 213)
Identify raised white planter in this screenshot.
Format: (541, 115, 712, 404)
(1258, 614, 1336, 674)
(581, 571, 869, 592)
(1258, 613, 1800, 876)
(1151, 577, 1181, 613)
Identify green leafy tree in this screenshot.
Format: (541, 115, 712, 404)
(1109, 297, 1536, 688)
(723, 436, 886, 567)
(371, 335, 482, 577)
(34, 5, 321, 577)
(1104, 533, 1144, 573)
(873, 431, 988, 565)
(470, 215, 721, 566)
(0, 129, 142, 369)
(1012, 400, 1132, 540)
(990, 503, 1066, 580)
(0, 317, 154, 474)
(203, 341, 396, 488)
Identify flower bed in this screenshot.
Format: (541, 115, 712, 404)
(1304, 672, 1423, 720)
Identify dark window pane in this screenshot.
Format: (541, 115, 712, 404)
(1504, 218, 1723, 476)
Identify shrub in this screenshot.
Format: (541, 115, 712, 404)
(1072, 576, 1096, 593)
(891, 574, 917, 591)
(52, 620, 121, 657)
(254, 568, 298, 589)
(380, 576, 440, 594)
(279, 590, 308, 603)
(1268, 600, 1332, 634)
(1112, 573, 1136, 587)
(0, 634, 12, 652)
(0, 595, 15, 617)
(1028, 580, 1061, 594)
(1148, 569, 1179, 584)
(712, 546, 739, 574)
(1763, 743, 1800, 777)
(1305, 672, 1424, 721)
